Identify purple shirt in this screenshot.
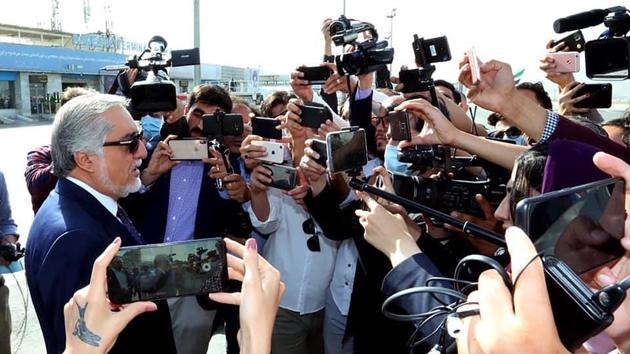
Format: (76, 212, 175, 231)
(163, 161, 204, 242)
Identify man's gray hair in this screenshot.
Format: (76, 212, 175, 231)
(51, 94, 127, 177)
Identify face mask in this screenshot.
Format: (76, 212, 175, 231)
(384, 144, 412, 175)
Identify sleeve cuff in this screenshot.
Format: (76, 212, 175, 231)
(539, 110, 560, 143)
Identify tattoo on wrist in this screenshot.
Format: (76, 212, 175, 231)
(72, 303, 102, 347)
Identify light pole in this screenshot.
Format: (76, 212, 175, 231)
(386, 8, 396, 71)
(343, 0, 346, 15)
(193, 0, 201, 87)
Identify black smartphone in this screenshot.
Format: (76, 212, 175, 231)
(398, 69, 427, 93)
(107, 238, 228, 304)
(202, 112, 244, 137)
(388, 111, 411, 141)
(514, 178, 625, 275)
(573, 83, 612, 109)
(262, 163, 298, 191)
(251, 117, 282, 140)
(552, 30, 586, 53)
(544, 256, 613, 351)
(310, 139, 328, 167)
(298, 104, 331, 129)
(326, 128, 368, 174)
(298, 66, 333, 85)
(168, 138, 209, 160)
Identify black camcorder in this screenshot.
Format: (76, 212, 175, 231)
(330, 15, 394, 76)
(554, 6, 630, 80)
(103, 35, 200, 112)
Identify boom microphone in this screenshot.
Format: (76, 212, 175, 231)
(553, 9, 609, 33)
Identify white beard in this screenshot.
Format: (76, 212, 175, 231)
(97, 160, 142, 198)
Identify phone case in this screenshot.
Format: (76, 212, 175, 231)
(251, 141, 285, 164)
(298, 66, 333, 85)
(107, 238, 228, 304)
(543, 256, 613, 351)
(388, 111, 411, 141)
(467, 47, 481, 84)
(168, 139, 209, 160)
(251, 117, 282, 140)
(574, 84, 612, 109)
(310, 139, 328, 167)
(398, 69, 426, 93)
(553, 30, 586, 53)
(299, 104, 330, 129)
(549, 52, 580, 73)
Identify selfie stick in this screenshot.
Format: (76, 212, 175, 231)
(349, 178, 507, 247)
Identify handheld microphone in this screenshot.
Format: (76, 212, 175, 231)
(553, 9, 608, 33)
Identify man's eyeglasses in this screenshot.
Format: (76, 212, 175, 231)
(103, 130, 144, 154)
(302, 218, 320, 252)
(371, 114, 389, 128)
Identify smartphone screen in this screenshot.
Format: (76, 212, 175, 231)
(107, 238, 228, 304)
(251, 117, 282, 140)
(327, 128, 368, 174)
(263, 163, 297, 191)
(515, 178, 625, 275)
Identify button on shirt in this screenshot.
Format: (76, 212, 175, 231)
(246, 188, 337, 314)
(163, 161, 204, 242)
(329, 190, 359, 316)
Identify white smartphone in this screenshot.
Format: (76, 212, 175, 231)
(466, 47, 481, 85)
(168, 138, 209, 160)
(251, 140, 285, 164)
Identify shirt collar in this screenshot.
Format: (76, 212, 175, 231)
(66, 176, 118, 217)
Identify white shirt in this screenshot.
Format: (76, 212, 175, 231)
(247, 188, 337, 314)
(66, 177, 118, 217)
(329, 191, 359, 316)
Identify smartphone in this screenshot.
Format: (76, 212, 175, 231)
(251, 141, 285, 164)
(168, 138, 209, 160)
(310, 139, 328, 167)
(262, 163, 298, 191)
(202, 113, 244, 137)
(466, 47, 481, 84)
(398, 69, 426, 93)
(514, 178, 625, 275)
(547, 52, 580, 73)
(107, 238, 228, 304)
(573, 83, 612, 109)
(544, 256, 614, 351)
(251, 117, 282, 140)
(298, 66, 333, 85)
(298, 104, 331, 129)
(388, 111, 411, 141)
(552, 30, 586, 53)
(327, 128, 368, 174)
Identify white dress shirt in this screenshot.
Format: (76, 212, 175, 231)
(328, 191, 359, 316)
(66, 177, 118, 217)
(247, 188, 337, 314)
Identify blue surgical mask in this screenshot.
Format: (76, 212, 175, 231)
(384, 144, 412, 175)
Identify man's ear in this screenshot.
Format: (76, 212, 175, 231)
(73, 151, 97, 173)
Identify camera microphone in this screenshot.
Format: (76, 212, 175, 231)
(553, 8, 609, 33)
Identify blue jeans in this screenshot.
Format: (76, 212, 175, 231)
(323, 288, 353, 354)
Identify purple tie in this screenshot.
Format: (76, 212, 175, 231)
(116, 205, 144, 244)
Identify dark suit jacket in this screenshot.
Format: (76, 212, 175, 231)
(25, 178, 176, 354)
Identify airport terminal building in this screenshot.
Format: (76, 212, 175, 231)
(0, 23, 286, 122)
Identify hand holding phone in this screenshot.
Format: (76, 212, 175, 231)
(251, 141, 285, 164)
(298, 103, 331, 129)
(547, 52, 580, 73)
(551, 30, 586, 53)
(262, 163, 298, 191)
(107, 238, 228, 304)
(388, 111, 412, 141)
(168, 138, 209, 160)
(297, 66, 334, 85)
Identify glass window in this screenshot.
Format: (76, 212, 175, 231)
(0, 81, 15, 109)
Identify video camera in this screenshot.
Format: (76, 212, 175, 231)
(331, 15, 394, 76)
(0, 243, 24, 263)
(554, 6, 630, 80)
(103, 35, 200, 112)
